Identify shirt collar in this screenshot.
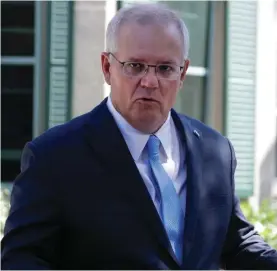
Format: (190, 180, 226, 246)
(107, 96, 172, 161)
(154, 115, 172, 160)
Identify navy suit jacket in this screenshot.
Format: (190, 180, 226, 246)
(2, 99, 277, 270)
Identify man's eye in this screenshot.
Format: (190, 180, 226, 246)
(128, 63, 143, 69)
(159, 65, 173, 72)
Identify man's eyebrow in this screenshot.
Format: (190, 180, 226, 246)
(126, 58, 178, 64)
(127, 57, 147, 62)
(158, 60, 177, 64)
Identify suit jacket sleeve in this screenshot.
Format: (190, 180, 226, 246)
(1, 142, 62, 270)
(221, 140, 277, 270)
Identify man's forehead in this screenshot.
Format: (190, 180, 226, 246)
(123, 55, 180, 64)
(116, 23, 183, 62)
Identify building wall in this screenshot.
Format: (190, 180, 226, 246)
(33, 1, 48, 137)
(209, 1, 226, 132)
(254, 0, 277, 204)
(72, 0, 106, 117)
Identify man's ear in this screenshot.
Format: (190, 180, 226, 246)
(101, 52, 111, 85)
(179, 59, 190, 89)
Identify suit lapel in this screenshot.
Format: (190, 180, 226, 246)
(171, 110, 203, 268)
(83, 99, 179, 268)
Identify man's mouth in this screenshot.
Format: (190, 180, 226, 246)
(139, 98, 157, 102)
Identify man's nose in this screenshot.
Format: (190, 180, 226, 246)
(140, 66, 159, 89)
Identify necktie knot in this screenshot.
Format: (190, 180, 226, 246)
(147, 135, 161, 161)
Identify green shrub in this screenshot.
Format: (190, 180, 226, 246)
(0, 187, 11, 240)
(240, 199, 277, 249)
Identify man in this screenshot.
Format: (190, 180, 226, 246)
(1, 3, 277, 270)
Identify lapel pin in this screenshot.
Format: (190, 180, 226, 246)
(193, 130, 200, 138)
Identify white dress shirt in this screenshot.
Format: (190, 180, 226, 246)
(107, 96, 187, 216)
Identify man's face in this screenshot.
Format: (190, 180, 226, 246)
(101, 22, 189, 133)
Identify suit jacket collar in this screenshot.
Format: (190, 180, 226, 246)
(171, 109, 203, 269)
(84, 99, 203, 269)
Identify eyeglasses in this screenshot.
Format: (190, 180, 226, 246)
(109, 53, 184, 80)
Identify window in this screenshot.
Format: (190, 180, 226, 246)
(162, 1, 210, 67)
(1, 1, 35, 182)
(119, 1, 211, 121)
(175, 76, 205, 121)
(1, 1, 34, 56)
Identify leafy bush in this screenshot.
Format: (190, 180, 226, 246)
(240, 199, 277, 249)
(0, 187, 11, 240)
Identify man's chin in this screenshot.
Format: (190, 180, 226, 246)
(132, 113, 163, 134)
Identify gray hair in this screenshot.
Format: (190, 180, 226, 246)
(106, 3, 190, 59)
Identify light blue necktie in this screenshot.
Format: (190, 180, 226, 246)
(147, 135, 184, 264)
